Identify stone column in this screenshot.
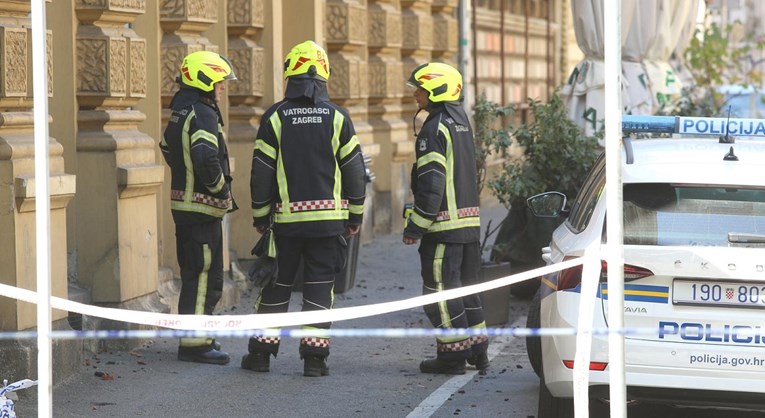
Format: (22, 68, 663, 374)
(326, 0, 379, 240)
(367, 0, 409, 234)
(74, 1, 164, 309)
(0, 0, 78, 384)
(226, 0, 266, 261)
(431, 0, 458, 64)
(282, 0, 323, 51)
(400, 0, 433, 222)
(401, 0, 433, 85)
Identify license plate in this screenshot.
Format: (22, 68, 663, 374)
(673, 279, 765, 308)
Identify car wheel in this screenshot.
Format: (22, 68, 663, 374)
(537, 373, 610, 418)
(537, 374, 574, 418)
(526, 288, 542, 378)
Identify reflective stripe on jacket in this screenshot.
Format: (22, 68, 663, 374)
(250, 98, 366, 237)
(161, 89, 233, 224)
(405, 106, 480, 243)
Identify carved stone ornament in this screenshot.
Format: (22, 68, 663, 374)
(3, 27, 28, 98)
(227, 44, 264, 98)
(161, 0, 217, 22)
(327, 2, 367, 45)
(227, 0, 264, 28)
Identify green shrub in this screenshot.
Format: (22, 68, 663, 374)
(486, 93, 602, 208)
(660, 13, 765, 117)
(473, 95, 513, 196)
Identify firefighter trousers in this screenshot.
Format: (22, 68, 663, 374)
(175, 219, 224, 348)
(250, 234, 345, 358)
(418, 240, 488, 360)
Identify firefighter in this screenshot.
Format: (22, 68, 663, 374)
(402, 62, 490, 374)
(244, 40, 366, 377)
(160, 50, 237, 365)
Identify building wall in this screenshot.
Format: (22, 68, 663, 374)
(0, 0, 563, 338)
(472, 0, 566, 115)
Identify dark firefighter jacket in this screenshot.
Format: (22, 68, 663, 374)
(250, 96, 366, 237)
(160, 87, 234, 225)
(404, 104, 480, 243)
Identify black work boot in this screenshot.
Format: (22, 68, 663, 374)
(303, 355, 329, 377)
(467, 351, 490, 372)
(419, 358, 466, 375)
(241, 352, 271, 372)
(177, 346, 230, 365)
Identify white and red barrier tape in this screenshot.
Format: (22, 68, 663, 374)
(0, 257, 589, 338)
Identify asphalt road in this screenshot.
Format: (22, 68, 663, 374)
(14, 229, 539, 418)
(12, 201, 765, 417)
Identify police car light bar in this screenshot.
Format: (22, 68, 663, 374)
(622, 115, 765, 136)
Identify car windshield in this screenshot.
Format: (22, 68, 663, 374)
(623, 183, 765, 246)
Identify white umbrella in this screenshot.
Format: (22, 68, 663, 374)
(622, 0, 658, 116)
(563, 0, 699, 137)
(640, 0, 700, 110)
(671, 1, 706, 87)
(562, 0, 635, 138)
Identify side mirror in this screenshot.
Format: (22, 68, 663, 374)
(526, 191, 568, 218)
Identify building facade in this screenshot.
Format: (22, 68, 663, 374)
(0, 0, 568, 382)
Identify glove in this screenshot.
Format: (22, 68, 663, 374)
(248, 229, 278, 288)
(247, 257, 278, 288)
(251, 229, 276, 258)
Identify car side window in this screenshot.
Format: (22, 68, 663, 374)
(566, 154, 606, 233)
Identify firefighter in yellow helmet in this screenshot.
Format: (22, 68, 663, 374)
(244, 40, 366, 377)
(403, 62, 490, 374)
(160, 50, 237, 364)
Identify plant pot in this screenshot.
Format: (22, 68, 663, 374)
(478, 261, 513, 326)
(490, 206, 560, 300)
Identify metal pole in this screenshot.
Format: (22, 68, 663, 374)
(524, 0, 529, 100)
(604, 0, 627, 416)
(31, 0, 53, 416)
(458, 0, 471, 113)
(546, 0, 552, 97)
(500, 0, 506, 106)
(471, 0, 478, 103)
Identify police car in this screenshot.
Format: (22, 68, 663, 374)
(525, 115, 765, 417)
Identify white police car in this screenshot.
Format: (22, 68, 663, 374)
(525, 115, 765, 417)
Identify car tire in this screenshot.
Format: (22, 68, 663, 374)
(526, 289, 543, 378)
(538, 372, 610, 418)
(537, 374, 574, 418)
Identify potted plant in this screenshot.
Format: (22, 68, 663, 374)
(474, 92, 602, 303)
